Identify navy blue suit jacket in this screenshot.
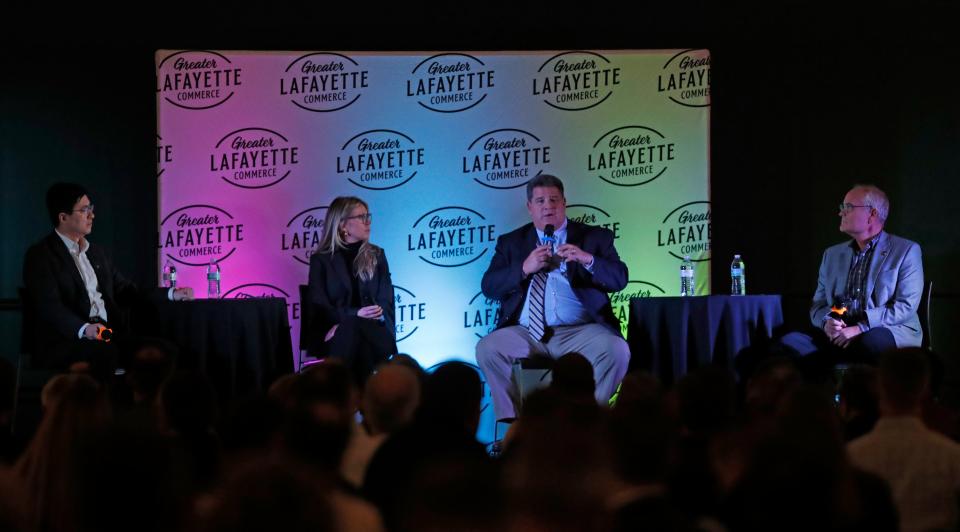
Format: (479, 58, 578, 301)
(481, 220, 628, 335)
(307, 248, 396, 344)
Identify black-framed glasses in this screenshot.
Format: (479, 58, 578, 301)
(838, 203, 871, 213)
(72, 204, 95, 215)
(345, 213, 372, 224)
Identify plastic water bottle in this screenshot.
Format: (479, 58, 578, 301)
(162, 259, 177, 289)
(731, 254, 746, 296)
(680, 255, 695, 296)
(206, 259, 221, 298)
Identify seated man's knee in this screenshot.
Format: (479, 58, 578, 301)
(475, 333, 501, 363)
(611, 337, 630, 366)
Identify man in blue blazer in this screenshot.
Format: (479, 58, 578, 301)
(782, 184, 923, 365)
(476, 174, 630, 422)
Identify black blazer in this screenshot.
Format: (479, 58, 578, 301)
(22, 232, 161, 362)
(480, 220, 628, 334)
(307, 247, 396, 345)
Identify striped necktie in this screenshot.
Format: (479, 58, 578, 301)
(527, 270, 548, 341)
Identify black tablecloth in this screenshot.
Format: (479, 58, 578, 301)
(139, 298, 293, 402)
(628, 295, 784, 384)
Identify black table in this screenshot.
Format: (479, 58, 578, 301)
(628, 295, 784, 384)
(139, 298, 294, 402)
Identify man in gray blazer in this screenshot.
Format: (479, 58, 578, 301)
(781, 184, 923, 365)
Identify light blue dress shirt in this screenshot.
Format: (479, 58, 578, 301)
(518, 220, 594, 328)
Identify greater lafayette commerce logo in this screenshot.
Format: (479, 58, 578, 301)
(157, 134, 172, 178)
(464, 291, 501, 339)
(658, 49, 711, 108)
(158, 204, 244, 266)
(407, 53, 495, 113)
(210, 127, 300, 189)
(394, 285, 426, 342)
(533, 51, 621, 111)
(611, 280, 665, 336)
(461, 128, 550, 190)
(407, 206, 497, 268)
(336, 129, 424, 190)
(156, 50, 241, 110)
(281, 52, 369, 112)
(658, 201, 711, 261)
(566, 204, 622, 239)
(588, 126, 676, 187)
(282, 206, 327, 266)
(222, 283, 289, 299)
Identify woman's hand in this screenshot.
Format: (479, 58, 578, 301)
(358, 305, 383, 319)
(324, 324, 338, 342)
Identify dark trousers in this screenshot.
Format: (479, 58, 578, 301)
(778, 327, 897, 382)
(44, 337, 121, 382)
(324, 316, 397, 387)
(736, 327, 898, 384)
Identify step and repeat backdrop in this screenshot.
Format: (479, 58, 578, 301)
(156, 48, 711, 438)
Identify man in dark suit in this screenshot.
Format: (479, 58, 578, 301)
(476, 174, 630, 422)
(22, 183, 193, 377)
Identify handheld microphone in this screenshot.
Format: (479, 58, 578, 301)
(828, 299, 852, 325)
(543, 224, 556, 251)
(828, 305, 847, 320)
(96, 325, 113, 343)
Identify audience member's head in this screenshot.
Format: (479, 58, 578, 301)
(610, 372, 676, 486)
(127, 337, 177, 405)
(291, 359, 356, 412)
(219, 395, 284, 459)
(503, 387, 614, 532)
(550, 352, 596, 400)
(676, 366, 738, 436)
(614, 371, 663, 412)
(203, 459, 335, 532)
(387, 353, 428, 384)
(725, 387, 866, 531)
(0, 468, 26, 532)
(416, 362, 483, 436)
(282, 361, 356, 472)
(159, 371, 218, 436)
(879, 348, 930, 416)
(399, 454, 504, 532)
(362, 364, 420, 435)
(267, 373, 299, 410)
(71, 421, 189, 532)
(744, 355, 803, 430)
(837, 364, 879, 440)
(15, 374, 110, 532)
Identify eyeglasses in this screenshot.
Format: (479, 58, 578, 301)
(345, 213, 372, 224)
(838, 203, 872, 214)
(72, 204, 95, 215)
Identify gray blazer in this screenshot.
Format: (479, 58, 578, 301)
(810, 231, 923, 348)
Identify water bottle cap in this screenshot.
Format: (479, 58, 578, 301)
(734, 254, 741, 258)
(683, 255, 691, 260)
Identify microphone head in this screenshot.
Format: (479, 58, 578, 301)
(544, 224, 555, 238)
(97, 326, 114, 343)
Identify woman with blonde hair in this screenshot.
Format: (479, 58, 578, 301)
(307, 197, 397, 386)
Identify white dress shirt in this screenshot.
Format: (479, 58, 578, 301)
(55, 230, 108, 337)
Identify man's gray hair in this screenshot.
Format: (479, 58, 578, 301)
(854, 184, 890, 222)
